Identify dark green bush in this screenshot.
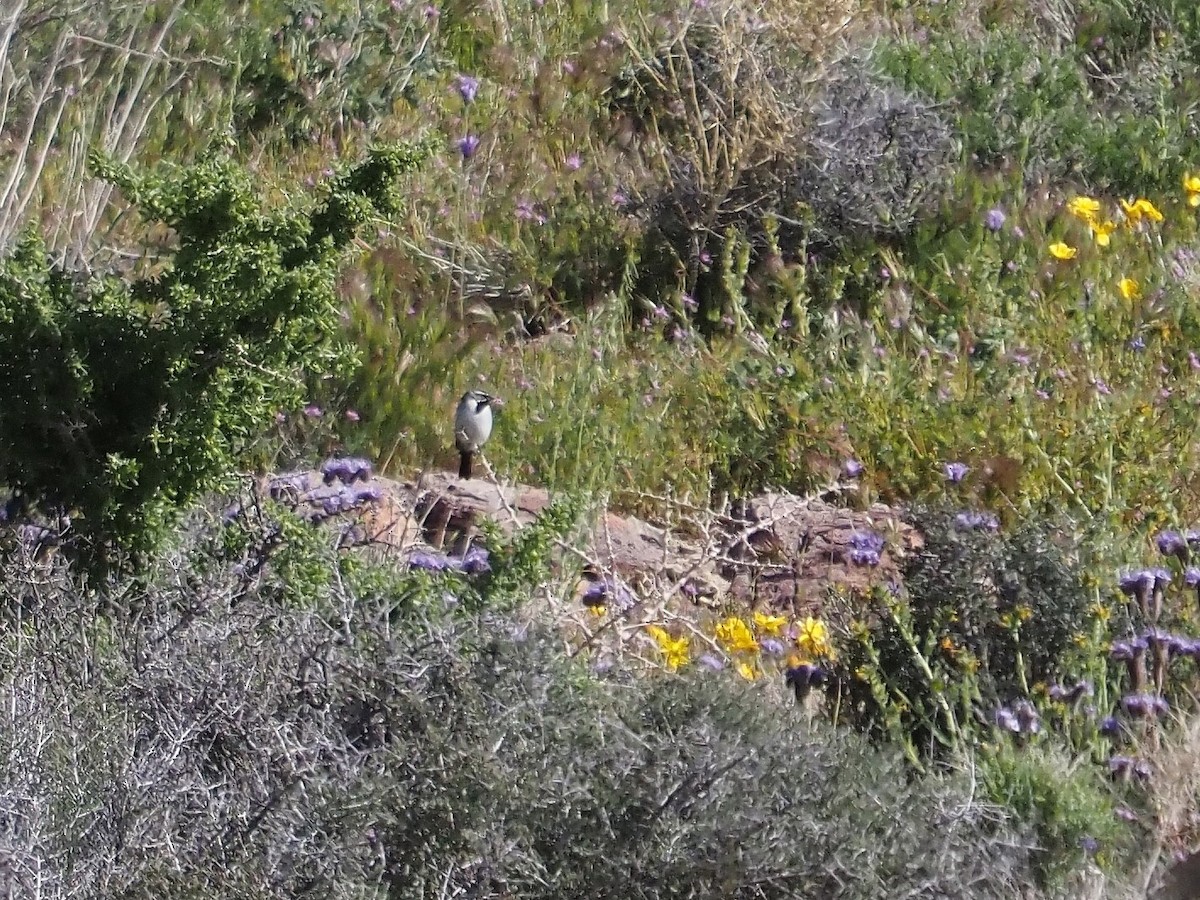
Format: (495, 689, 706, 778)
(0, 141, 432, 562)
(838, 507, 1095, 755)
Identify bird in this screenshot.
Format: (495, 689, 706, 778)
(454, 390, 495, 479)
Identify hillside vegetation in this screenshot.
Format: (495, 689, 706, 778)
(4, 0, 1200, 895)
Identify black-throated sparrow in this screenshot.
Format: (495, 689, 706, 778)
(455, 390, 495, 479)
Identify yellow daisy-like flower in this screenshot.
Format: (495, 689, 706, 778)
(589, 604, 608, 617)
(714, 616, 758, 654)
(736, 661, 759, 681)
(1067, 196, 1101, 221)
(645, 625, 690, 672)
(1118, 277, 1141, 301)
(1091, 219, 1117, 247)
(753, 611, 788, 636)
(1185, 173, 1200, 207)
(796, 616, 832, 659)
(1048, 241, 1077, 260)
(1090, 602, 1111, 624)
(1121, 197, 1164, 224)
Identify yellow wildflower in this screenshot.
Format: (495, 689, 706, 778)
(1090, 602, 1111, 624)
(645, 625, 690, 671)
(736, 661, 759, 681)
(1091, 219, 1117, 247)
(1118, 277, 1140, 301)
(1185, 173, 1200, 207)
(796, 616, 832, 658)
(1121, 198, 1164, 224)
(714, 616, 758, 653)
(939, 635, 959, 658)
(1067, 196, 1101, 221)
(589, 604, 607, 617)
(1048, 241, 1077, 260)
(753, 611, 788, 637)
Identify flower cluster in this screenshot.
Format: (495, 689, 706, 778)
(847, 530, 884, 566)
(409, 545, 491, 576)
(320, 456, 374, 484)
(645, 626, 690, 672)
(995, 700, 1041, 736)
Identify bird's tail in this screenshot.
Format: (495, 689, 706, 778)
(459, 451, 473, 479)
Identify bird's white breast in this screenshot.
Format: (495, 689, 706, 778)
(455, 398, 492, 452)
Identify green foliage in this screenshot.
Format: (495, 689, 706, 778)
(231, 0, 435, 142)
(837, 509, 1097, 761)
(876, 15, 1200, 196)
(980, 742, 1126, 888)
(0, 142, 433, 561)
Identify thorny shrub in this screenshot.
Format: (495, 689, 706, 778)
(0, 510, 1054, 900)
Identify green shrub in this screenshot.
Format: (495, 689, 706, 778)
(980, 742, 1126, 889)
(0, 141, 433, 563)
(837, 507, 1097, 760)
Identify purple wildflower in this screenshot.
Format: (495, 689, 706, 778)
(698, 653, 726, 671)
(1080, 836, 1100, 856)
(454, 74, 479, 102)
(943, 461, 969, 483)
(995, 706, 1021, 733)
(1121, 693, 1169, 718)
(760, 637, 785, 656)
(461, 545, 491, 575)
(1156, 530, 1189, 560)
(564, 152, 582, 171)
(1048, 680, 1092, 704)
(409, 550, 456, 572)
(1100, 715, 1121, 737)
(984, 207, 1006, 232)
(843, 459, 864, 478)
(785, 664, 828, 702)
(953, 510, 1000, 531)
(456, 134, 481, 159)
(320, 456, 374, 484)
(1108, 637, 1147, 661)
(1109, 755, 1152, 781)
(847, 530, 885, 566)
(1013, 700, 1041, 734)
(303, 404, 323, 418)
(344, 409, 361, 422)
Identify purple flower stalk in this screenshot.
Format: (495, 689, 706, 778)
(996, 701, 1040, 735)
(457, 134, 481, 159)
(1156, 529, 1189, 560)
(454, 74, 479, 103)
(1108, 637, 1147, 661)
(1120, 693, 1169, 718)
(1109, 755, 1152, 781)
